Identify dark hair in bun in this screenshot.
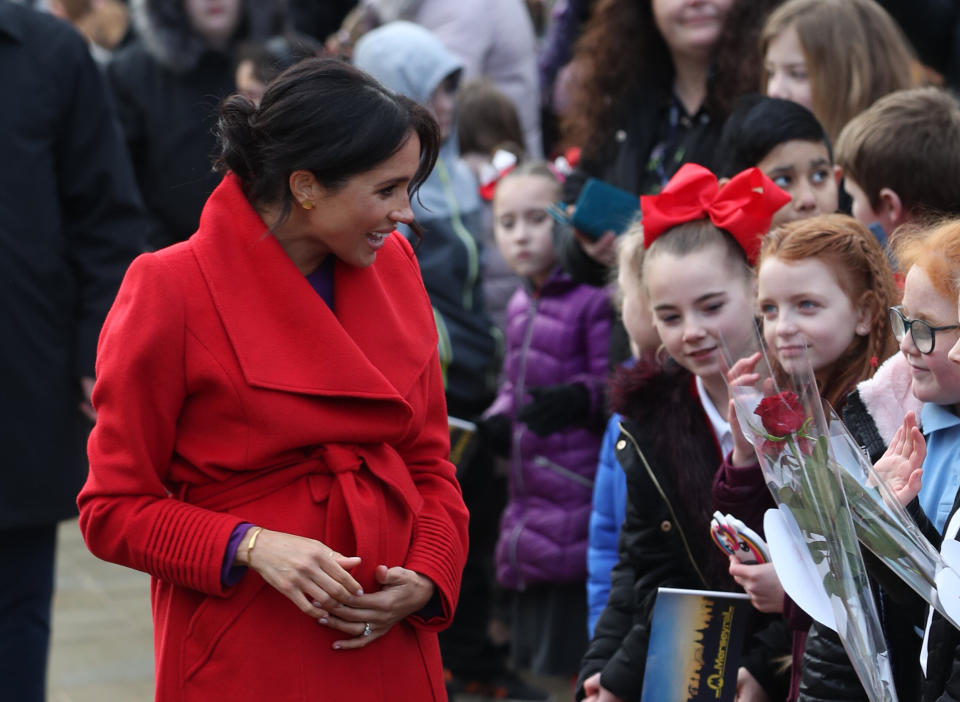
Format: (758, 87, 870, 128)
(215, 57, 440, 228)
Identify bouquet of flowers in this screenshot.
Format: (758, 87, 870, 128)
(721, 335, 897, 702)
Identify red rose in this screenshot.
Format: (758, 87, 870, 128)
(755, 391, 806, 436)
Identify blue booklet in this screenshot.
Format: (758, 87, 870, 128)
(641, 588, 751, 702)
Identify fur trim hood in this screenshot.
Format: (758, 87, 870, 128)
(130, 0, 285, 72)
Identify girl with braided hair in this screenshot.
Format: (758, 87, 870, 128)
(715, 213, 903, 701)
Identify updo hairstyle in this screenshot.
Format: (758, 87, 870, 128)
(215, 57, 441, 229)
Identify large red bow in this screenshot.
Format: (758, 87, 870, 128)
(640, 163, 791, 264)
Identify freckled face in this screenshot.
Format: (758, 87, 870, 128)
(900, 265, 960, 406)
(758, 256, 866, 375)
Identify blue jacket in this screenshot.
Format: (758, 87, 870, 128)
(587, 412, 627, 636)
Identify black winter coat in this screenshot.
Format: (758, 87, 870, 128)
(0, 3, 146, 527)
(106, 0, 285, 249)
(575, 361, 734, 701)
(106, 43, 234, 249)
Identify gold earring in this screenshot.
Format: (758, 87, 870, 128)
(300, 199, 314, 210)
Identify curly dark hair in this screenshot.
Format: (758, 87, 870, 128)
(562, 0, 785, 152)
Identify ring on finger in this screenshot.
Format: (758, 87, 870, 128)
(362, 622, 372, 637)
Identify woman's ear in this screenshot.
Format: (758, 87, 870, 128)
(833, 164, 843, 186)
(288, 170, 319, 209)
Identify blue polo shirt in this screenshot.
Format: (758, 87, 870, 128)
(918, 402, 960, 532)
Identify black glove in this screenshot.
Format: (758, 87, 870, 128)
(476, 413, 512, 458)
(517, 383, 590, 437)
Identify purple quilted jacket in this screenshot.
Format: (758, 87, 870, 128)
(486, 267, 611, 589)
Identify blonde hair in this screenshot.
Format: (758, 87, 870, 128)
(642, 219, 753, 284)
(760, 214, 900, 408)
(760, 0, 916, 142)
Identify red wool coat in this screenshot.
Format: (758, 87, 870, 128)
(78, 174, 469, 702)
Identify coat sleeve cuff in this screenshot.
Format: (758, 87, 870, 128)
(404, 512, 467, 629)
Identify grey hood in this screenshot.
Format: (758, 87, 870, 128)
(130, 0, 285, 72)
(353, 20, 462, 107)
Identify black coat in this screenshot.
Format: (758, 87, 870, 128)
(576, 361, 734, 701)
(106, 43, 234, 249)
(0, 2, 147, 528)
(105, 0, 285, 249)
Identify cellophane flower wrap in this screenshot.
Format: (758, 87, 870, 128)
(722, 337, 897, 702)
(824, 405, 960, 630)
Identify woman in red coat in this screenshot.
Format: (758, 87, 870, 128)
(77, 58, 469, 702)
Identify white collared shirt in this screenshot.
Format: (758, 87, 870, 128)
(695, 375, 734, 458)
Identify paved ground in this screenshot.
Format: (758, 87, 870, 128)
(46, 519, 573, 702)
(48, 519, 154, 702)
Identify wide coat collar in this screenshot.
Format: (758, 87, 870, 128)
(190, 174, 437, 402)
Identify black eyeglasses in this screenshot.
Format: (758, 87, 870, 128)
(889, 306, 960, 354)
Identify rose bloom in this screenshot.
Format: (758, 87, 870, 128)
(755, 391, 806, 436)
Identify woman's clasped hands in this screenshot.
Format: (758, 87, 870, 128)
(235, 529, 435, 649)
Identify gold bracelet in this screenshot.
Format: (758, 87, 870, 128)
(245, 526, 264, 565)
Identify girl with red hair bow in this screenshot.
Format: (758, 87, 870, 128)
(577, 164, 788, 702)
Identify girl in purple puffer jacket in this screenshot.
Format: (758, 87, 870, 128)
(484, 162, 612, 682)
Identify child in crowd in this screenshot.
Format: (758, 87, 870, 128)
(716, 214, 901, 701)
(455, 77, 527, 334)
(761, 0, 916, 144)
(586, 225, 661, 638)
(576, 163, 790, 702)
(837, 87, 960, 246)
(483, 162, 611, 685)
(718, 95, 840, 230)
(233, 34, 322, 106)
(868, 220, 960, 702)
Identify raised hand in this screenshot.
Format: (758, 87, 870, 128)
(872, 411, 925, 506)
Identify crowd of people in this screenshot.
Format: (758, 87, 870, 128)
(8, 0, 960, 701)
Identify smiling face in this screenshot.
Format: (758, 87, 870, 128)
(900, 265, 960, 406)
(758, 256, 868, 375)
(644, 244, 756, 380)
(279, 132, 421, 272)
(652, 0, 734, 60)
(758, 140, 839, 228)
(493, 174, 558, 287)
(764, 26, 813, 112)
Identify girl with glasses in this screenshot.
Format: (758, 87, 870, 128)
(860, 220, 960, 702)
